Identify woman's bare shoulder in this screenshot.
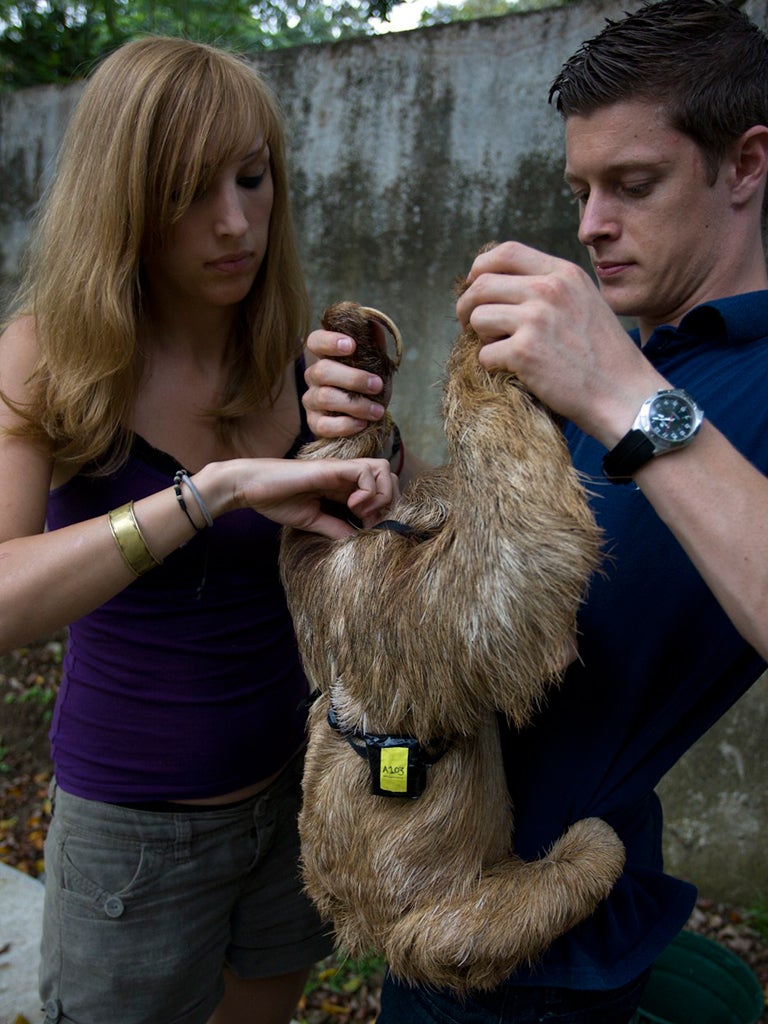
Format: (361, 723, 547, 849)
(1, 315, 40, 360)
(0, 316, 42, 401)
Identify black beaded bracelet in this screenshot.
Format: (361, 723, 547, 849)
(173, 469, 213, 531)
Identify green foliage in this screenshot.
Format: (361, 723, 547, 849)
(419, 0, 514, 25)
(3, 683, 57, 708)
(418, 0, 577, 27)
(0, 0, 407, 90)
(3, 682, 57, 724)
(298, 950, 386, 1021)
(308, 950, 387, 994)
(749, 895, 768, 940)
(0, 5, 102, 87)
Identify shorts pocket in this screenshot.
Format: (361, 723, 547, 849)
(61, 831, 157, 907)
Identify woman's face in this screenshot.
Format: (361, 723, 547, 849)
(143, 136, 274, 316)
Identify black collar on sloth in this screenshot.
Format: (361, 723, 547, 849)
(326, 704, 451, 800)
(370, 519, 434, 542)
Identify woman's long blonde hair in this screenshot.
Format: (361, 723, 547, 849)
(7, 36, 310, 470)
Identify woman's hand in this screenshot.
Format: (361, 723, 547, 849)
(227, 457, 397, 539)
(303, 330, 388, 438)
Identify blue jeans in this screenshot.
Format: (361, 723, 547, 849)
(378, 970, 650, 1024)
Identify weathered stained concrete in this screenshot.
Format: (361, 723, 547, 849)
(0, 82, 82, 308)
(265, 6, 611, 458)
(659, 672, 768, 905)
(0, 862, 44, 1024)
(0, 0, 766, 904)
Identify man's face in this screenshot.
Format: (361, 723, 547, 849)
(564, 99, 733, 337)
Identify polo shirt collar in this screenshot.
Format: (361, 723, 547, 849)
(634, 290, 768, 353)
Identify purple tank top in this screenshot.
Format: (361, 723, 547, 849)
(45, 364, 314, 802)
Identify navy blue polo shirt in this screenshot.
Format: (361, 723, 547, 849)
(500, 291, 768, 989)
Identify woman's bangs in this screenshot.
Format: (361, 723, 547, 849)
(207, 72, 276, 167)
(149, 58, 278, 239)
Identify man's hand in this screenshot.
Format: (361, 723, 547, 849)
(303, 330, 388, 438)
(457, 241, 668, 448)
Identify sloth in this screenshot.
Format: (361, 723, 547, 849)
(279, 296, 625, 994)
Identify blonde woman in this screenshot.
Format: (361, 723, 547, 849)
(0, 37, 395, 1024)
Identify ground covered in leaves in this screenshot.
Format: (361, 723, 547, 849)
(1, 637, 766, 1023)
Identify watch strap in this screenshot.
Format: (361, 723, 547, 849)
(602, 429, 656, 483)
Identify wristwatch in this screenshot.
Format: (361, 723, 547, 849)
(602, 388, 704, 483)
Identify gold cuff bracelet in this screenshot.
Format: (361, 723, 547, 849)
(108, 501, 162, 577)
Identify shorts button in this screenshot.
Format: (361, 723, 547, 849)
(44, 997, 62, 1021)
(104, 895, 125, 918)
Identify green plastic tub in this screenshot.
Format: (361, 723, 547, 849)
(631, 929, 764, 1024)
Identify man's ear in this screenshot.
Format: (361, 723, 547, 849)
(728, 125, 768, 206)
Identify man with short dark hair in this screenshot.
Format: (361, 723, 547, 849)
(304, 1, 768, 1020)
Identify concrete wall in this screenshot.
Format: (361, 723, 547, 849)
(0, 81, 83, 308)
(273, 1, 631, 460)
(1, 0, 766, 905)
(658, 674, 768, 906)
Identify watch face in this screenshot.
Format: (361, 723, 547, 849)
(647, 392, 697, 443)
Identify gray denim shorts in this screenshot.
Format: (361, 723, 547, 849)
(39, 753, 333, 1024)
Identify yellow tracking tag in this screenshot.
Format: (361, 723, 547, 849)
(379, 746, 409, 793)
